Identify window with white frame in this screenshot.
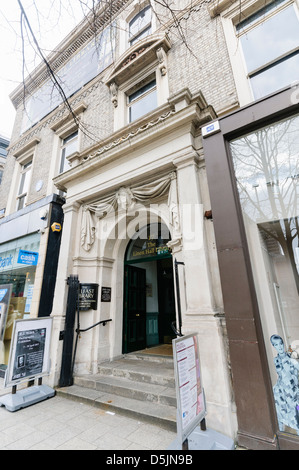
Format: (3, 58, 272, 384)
(16, 160, 32, 211)
(236, 0, 299, 99)
(127, 76, 157, 122)
(59, 131, 78, 174)
(128, 5, 152, 47)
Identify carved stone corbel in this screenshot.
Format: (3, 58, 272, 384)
(156, 47, 167, 76)
(110, 81, 119, 108)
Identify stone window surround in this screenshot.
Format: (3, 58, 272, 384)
(105, 32, 171, 130)
(50, 101, 87, 170)
(118, 0, 157, 56)
(5, 138, 40, 216)
(211, 0, 299, 107)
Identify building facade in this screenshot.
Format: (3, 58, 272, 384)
(0, 135, 9, 189)
(1, 0, 299, 449)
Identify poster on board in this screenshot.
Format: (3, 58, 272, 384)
(4, 317, 53, 388)
(172, 333, 206, 444)
(0, 284, 13, 341)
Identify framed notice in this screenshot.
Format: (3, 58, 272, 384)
(172, 333, 206, 444)
(0, 284, 13, 341)
(101, 287, 111, 303)
(79, 283, 99, 311)
(4, 318, 53, 388)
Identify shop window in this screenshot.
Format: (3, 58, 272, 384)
(59, 131, 78, 174)
(0, 233, 40, 365)
(127, 77, 157, 122)
(236, 0, 299, 99)
(16, 160, 32, 211)
(129, 5, 152, 47)
(230, 112, 299, 437)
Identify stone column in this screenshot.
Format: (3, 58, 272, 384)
(173, 150, 237, 437)
(173, 151, 215, 317)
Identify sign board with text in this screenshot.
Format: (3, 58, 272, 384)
(78, 284, 99, 311)
(4, 318, 53, 388)
(172, 333, 206, 444)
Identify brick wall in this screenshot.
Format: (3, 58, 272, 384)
(0, 0, 238, 214)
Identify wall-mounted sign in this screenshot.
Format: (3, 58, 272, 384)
(17, 250, 39, 266)
(51, 223, 62, 233)
(0, 284, 13, 341)
(79, 283, 99, 311)
(173, 333, 206, 444)
(202, 120, 220, 138)
(4, 317, 53, 388)
(131, 237, 170, 260)
(101, 287, 112, 303)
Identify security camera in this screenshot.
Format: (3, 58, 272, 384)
(39, 208, 48, 221)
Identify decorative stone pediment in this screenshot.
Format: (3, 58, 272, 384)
(104, 32, 171, 87)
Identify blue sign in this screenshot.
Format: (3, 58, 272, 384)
(17, 250, 39, 266)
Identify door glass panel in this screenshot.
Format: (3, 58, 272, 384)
(230, 113, 299, 436)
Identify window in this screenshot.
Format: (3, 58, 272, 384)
(0, 170, 3, 185)
(237, 0, 299, 99)
(16, 160, 32, 211)
(59, 131, 78, 174)
(128, 78, 157, 122)
(129, 5, 152, 47)
(230, 112, 299, 437)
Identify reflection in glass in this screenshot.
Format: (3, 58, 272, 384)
(239, 5, 299, 73)
(230, 114, 299, 436)
(270, 335, 299, 434)
(237, 2, 299, 99)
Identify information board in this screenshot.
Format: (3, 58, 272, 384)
(172, 333, 206, 444)
(4, 318, 53, 388)
(78, 283, 99, 311)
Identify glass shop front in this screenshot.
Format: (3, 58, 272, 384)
(230, 113, 299, 437)
(0, 233, 40, 364)
(203, 86, 299, 449)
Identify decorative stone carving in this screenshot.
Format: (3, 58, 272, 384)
(156, 47, 167, 76)
(110, 82, 119, 108)
(80, 172, 181, 251)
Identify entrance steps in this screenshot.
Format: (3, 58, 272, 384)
(56, 350, 177, 430)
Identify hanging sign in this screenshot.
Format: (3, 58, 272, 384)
(17, 250, 39, 266)
(78, 283, 99, 311)
(172, 333, 206, 444)
(4, 317, 53, 388)
(0, 284, 13, 341)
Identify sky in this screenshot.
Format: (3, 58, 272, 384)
(0, 0, 90, 139)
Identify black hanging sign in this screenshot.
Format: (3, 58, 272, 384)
(78, 283, 99, 311)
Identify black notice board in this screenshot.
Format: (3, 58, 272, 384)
(79, 283, 99, 311)
(101, 287, 111, 303)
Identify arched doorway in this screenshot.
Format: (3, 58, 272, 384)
(123, 223, 176, 353)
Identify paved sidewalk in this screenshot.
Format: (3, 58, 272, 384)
(0, 381, 177, 450)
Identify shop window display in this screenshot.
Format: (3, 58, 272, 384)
(230, 113, 299, 436)
(0, 233, 40, 364)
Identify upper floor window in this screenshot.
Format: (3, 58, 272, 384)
(59, 131, 78, 174)
(17, 160, 32, 211)
(128, 77, 157, 122)
(129, 5, 152, 47)
(237, 0, 299, 99)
